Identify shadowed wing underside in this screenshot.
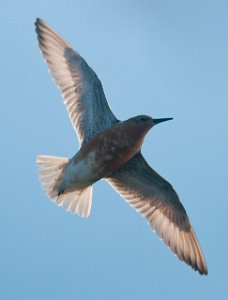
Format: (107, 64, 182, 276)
(35, 18, 118, 145)
(107, 153, 208, 275)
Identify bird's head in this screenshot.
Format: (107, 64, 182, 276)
(121, 115, 173, 153)
(128, 115, 173, 130)
(123, 115, 173, 146)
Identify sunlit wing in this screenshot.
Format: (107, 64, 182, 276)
(35, 18, 118, 145)
(106, 153, 208, 275)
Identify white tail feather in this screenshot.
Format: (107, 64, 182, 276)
(36, 155, 93, 217)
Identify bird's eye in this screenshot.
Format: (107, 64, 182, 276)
(140, 117, 148, 122)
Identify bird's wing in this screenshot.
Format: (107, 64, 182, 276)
(35, 18, 118, 145)
(106, 153, 208, 275)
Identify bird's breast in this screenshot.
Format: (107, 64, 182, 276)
(78, 122, 145, 179)
(64, 122, 147, 191)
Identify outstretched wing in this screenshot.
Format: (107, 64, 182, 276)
(35, 18, 118, 145)
(106, 153, 208, 275)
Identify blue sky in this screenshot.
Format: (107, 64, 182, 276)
(1, 0, 228, 299)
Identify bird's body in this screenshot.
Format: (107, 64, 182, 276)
(58, 116, 153, 193)
(35, 18, 208, 275)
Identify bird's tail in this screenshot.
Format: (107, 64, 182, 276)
(36, 155, 93, 217)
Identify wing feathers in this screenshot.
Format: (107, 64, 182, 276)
(35, 18, 118, 145)
(107, 153, 208, 275)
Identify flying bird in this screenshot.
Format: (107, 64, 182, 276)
(35, 18, 208, 275)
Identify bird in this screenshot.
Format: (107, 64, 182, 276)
(35, 18, 208, 275)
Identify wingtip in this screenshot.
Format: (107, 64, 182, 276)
(198, 263, 208, 276)
(35, 17, 43, 24)
(35, 17, 41, 26)
(35, 18, 43, 34)
(35, 18, 47, 31)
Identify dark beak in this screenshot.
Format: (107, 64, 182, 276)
(153, 118, 173, 125)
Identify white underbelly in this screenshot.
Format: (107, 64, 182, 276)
(62, 151, 98, 191)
